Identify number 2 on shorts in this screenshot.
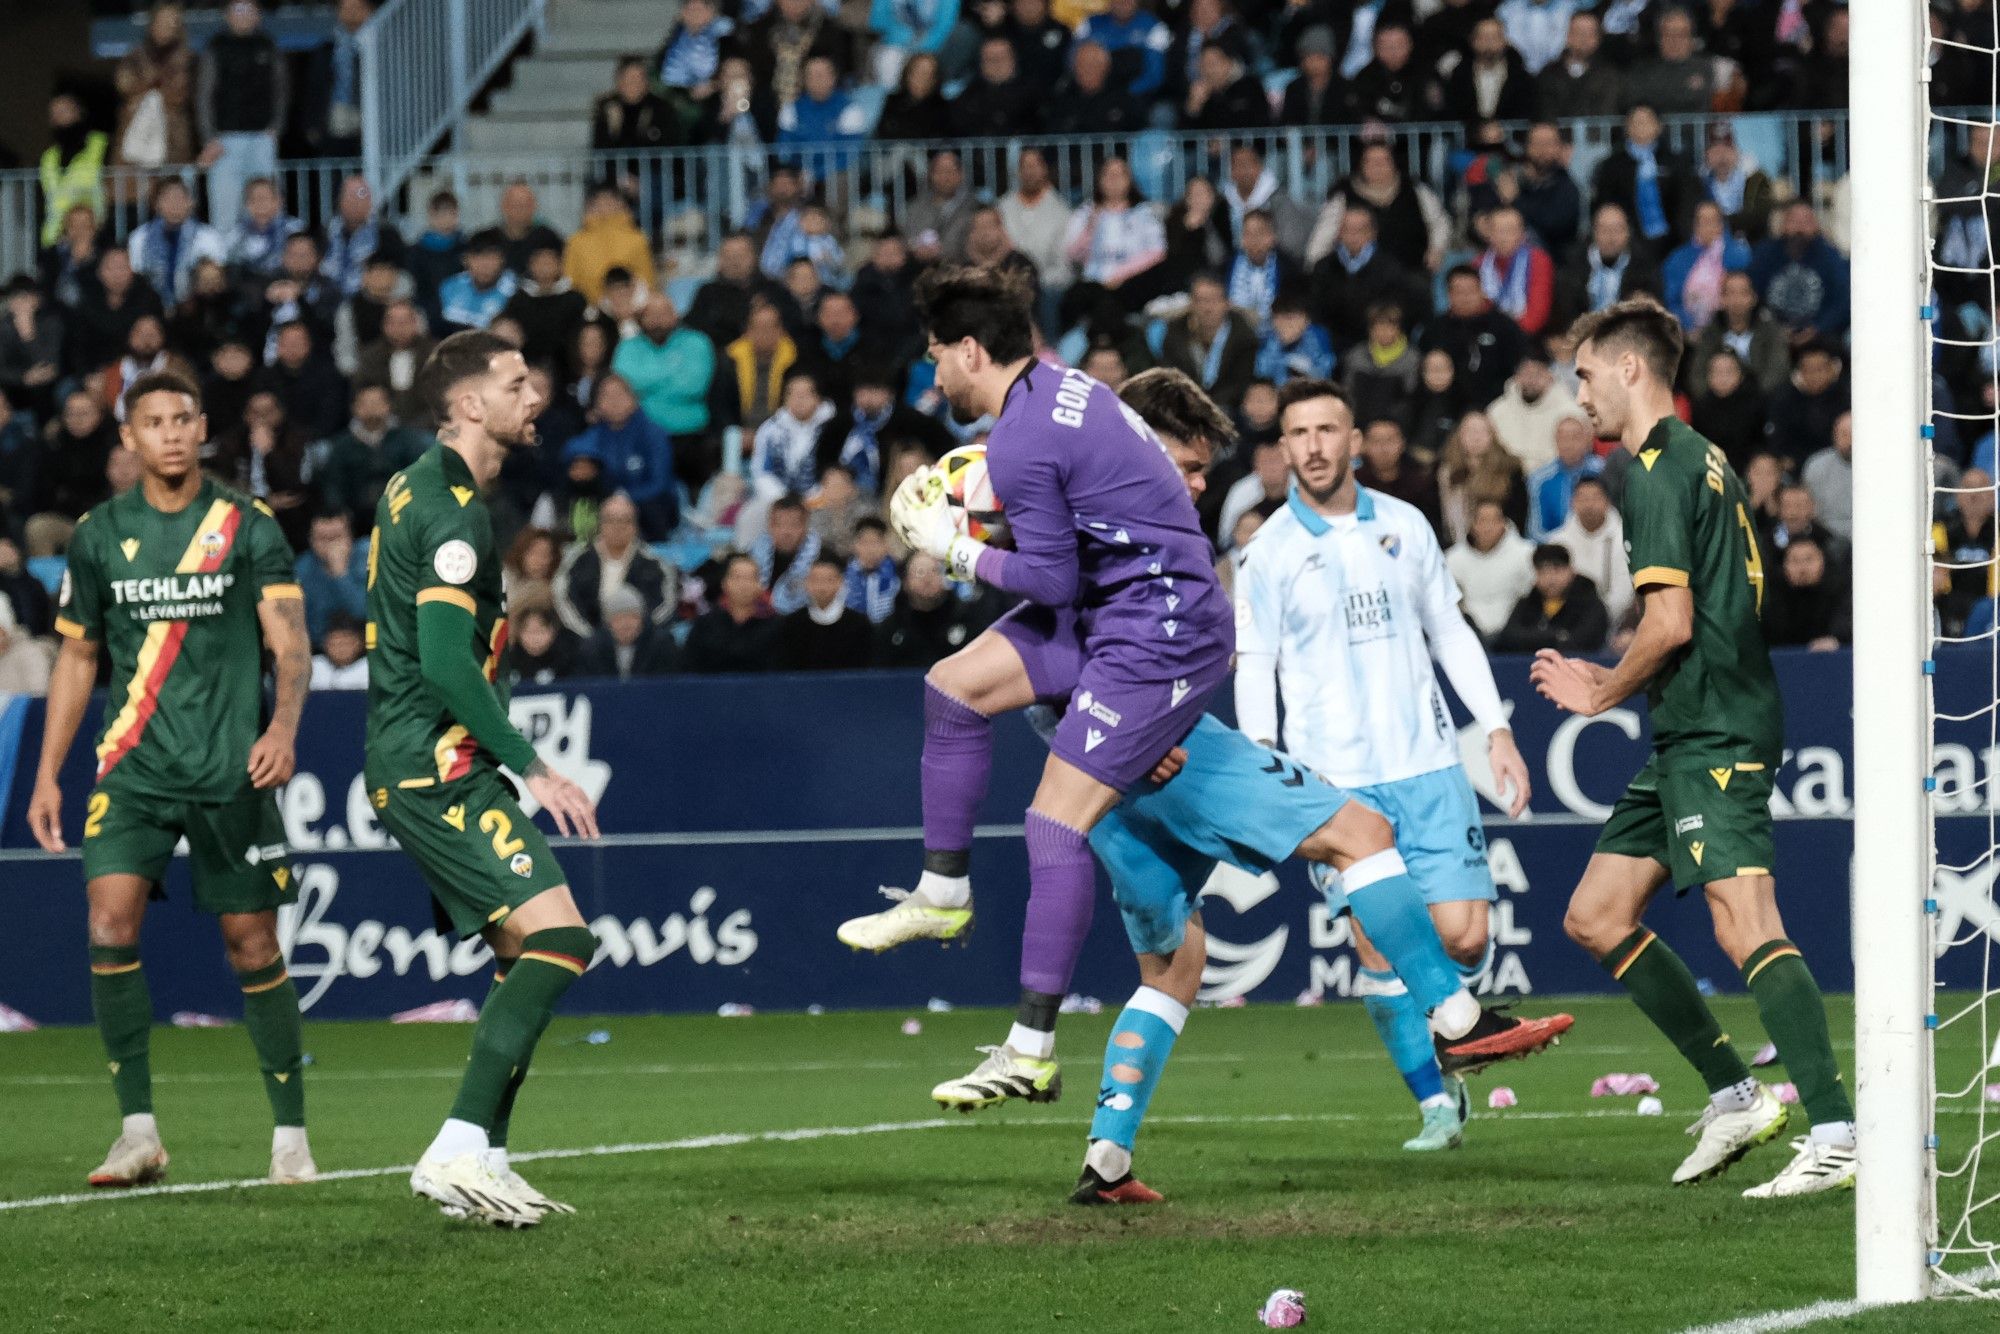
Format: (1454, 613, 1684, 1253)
(480, 809, 526, 859)
(84, 792, 110, 839)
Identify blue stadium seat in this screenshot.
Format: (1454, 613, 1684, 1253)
(1130, 130, 1178, 203)
(27, 557, 65, 596)
(1262, 70, 1297, 101)
(849, 83, 888, 136)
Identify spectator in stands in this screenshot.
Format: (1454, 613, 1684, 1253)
(505, 603, 580, 685)
(752, 493, 820, 614)
(1356, 416, 1443, 535)
(1447, 497, 1536, 641)
(1803, 410, 1852, 543)
(1553, 203, 1662, 334)
(565, 184, 656, 306)
(565, 375, 678, 540)
(303, 0, 372, 158)
(1442, 17, 1535, 124)
(41, 96, 108, 255)
(1548, 473, 1630, 625)
(437, 234, 518, 335)
(751, 372, 836, 504)
(101, 316, 188, 423)
(1495, 543, 1608, 652)
(1308, 141, 1449, 277)
(955, 37, 1041, 141)
(1690, 348, 1767, 473)
(1700, 123, 1776, 246)
(688, 234, 786, 347)
(1662, 199, 1751, 334)
(1488, 343, 1577, 475)
(0, 536, 51, 637)
(167, 258, 241, 367)
(683, 552, 778, 672)
(595, 54, 682, 158)
(70, 249, 164, 383)
(26, 391, 117, 555)
(1767, 482, 1845, 572)
(778, 56, 869, 182)
(41, 205, 104, 311)
(875, 52, 951, 142)
(778, 554, 873, 670)
(469, 183, 563, 283)
(1222, 143, 1311, 264)
(501, 243, 588, 374)
(1748, 199, 1851, 347)
(1, 276, 65, 425)
(1423, 266, 1528, 408)
(295, 510, 369, 647)
(902, 150, 980, 267)
(0, 390, 37, 524)
(1525, 411, 1600, 539)
(1691, 270, 1790, 396)
(1790, 4, 1848, 110)
(201, 338, 258, 439)
(614, 294, 714, 444)
(658, 0, 734, 95)
(1044, 41, 1148, 144)
(225, 177, 303, 287)
(1308, 205, 1424, 352)
(1060, 156, 1167, 331)
(1076, 0, 1170, 101)
(1591, 105, 1696, 252)
(1216, 437, 1288, 549)
(554, 490, 679, 636)
(1226, 211, 1296, 333)
(587, 268, 649, 345)
(577, 584, 679, 679)
(1697, 0, 1775, 108)
(1622, 7, 1714, 115)
(872, 0, 962, 86)
(1181, 35, 1269, 136)
(1439, 408, 1529, 543)
(1504, 122, 1585, 259)
(196, 1, 285, 235)
(266, 320, 347, 440)
(1347, 23, 1429, 123)
(1279, 26, 1344, 129)
(1935, 469, 1996, 637)
(999, 148, 1074, 315)
(873, 550, 985, 666)
(1342, 302, 1420, 433)
(209, 388, 311, 547)
(115, 4, 197, 169)
(321, 177, 403, 299)
(1145, 176, 1230, 314)
(1255, 292, 1336, 385)
(1159, 272, 1260, 412)
(723, 302, 798, 435)
(1477, 206, 1556, 338)
(322, 379, 426, 518)
(1765, 537, 1849, 650)
(405, 191, 465, 320)
(740, 0, 856, 104)
(1766, 341, 1848, 472)
(797, 290, 874, 412)
(248, 232, 339, 358)
(355, 299, 434, 426)
(1079, 342, 1127, 389)
(1501, 0, 1581, 76)
(1742, 449, 1784, 532)
(504, 526, 563, 605)
(843, 515, 900, 622)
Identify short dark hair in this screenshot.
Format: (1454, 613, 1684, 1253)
(122, 369, 202, 421)
(770, 493, 808, 517)
(428, 189, 459, 211)
(1362, 415, 1404, 436)
(325, 610, 366, 638)
(912, 264, 1035, 364)
(1117, 368, 1237, 451)
(855, 515, 889, 538)
(1532, 543, 1573, 569)
(1568, 295, 1684, 383)
(1271, 290, 1311, 319)
(1446, 263, 1481, 286)
(1274, 376, 1354, 424)
(1573, 475, 1609, 497)
(811, 553, 847, 576)
(421, 329, 518, 423)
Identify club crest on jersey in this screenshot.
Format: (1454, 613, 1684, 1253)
(434, 539, 478, 585)
(200, 530, 227, 559)
(1379, 534, 1402, 559)
(510, 852, 535, 878)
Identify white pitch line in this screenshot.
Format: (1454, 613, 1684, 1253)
(1674, 1265, 2000, 1333)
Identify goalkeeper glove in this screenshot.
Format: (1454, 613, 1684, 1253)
(890, 466, 987, 582)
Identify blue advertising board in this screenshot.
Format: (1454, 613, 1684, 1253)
(0, 649, 1960, 1025)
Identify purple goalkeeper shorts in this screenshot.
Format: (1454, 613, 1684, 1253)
(992, 603, 1085, 700)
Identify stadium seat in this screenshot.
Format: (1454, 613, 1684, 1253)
(1130, 130, 1179, 204)
(27, 557, 65, 596)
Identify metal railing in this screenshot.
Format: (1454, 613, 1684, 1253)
(0, 109, 1874, 283)
(358, 0, 546, 208)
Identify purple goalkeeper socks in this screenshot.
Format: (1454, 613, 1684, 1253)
(1020, 810, 1096, 996)
(920, 682, 992, 860)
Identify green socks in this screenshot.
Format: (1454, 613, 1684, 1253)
(1742, 939, 1854, 1128)
(449, 927, 594, 1132)
(1600, 928, 1753, 1094)
(480, 962, 545, 1151)
(90, 945, 154, 1117)
(236, 958, 307, 1128)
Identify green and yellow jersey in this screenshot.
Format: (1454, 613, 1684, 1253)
(363, 443, 530, 789)
(54, 479, 299, 800)
(1621, 416, 1785, 771)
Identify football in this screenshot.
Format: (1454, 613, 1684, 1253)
(937, 443, 1005, 542)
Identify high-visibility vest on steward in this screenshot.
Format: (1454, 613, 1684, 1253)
(39, 132, 108, 246)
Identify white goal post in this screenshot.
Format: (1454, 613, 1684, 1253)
(1849, 0, 1937, 1306)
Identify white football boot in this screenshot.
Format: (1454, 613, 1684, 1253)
(1742, 1137, 1857, 1199)
(837, 886, 974, 952)
(410, 1152, 544, 1227)
(88, 1131, 169, 1188)
(1672, 1084, 1790, 1185)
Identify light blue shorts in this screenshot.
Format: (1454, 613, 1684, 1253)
(1314, 766, 1496, 918)
(1090, 716, 1350, 956)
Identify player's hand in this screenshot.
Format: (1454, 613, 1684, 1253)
(28, 777, 64, 853)
(526, 760, 600, 840)
(247, 728, 296, 790)
(1488, 728, 1531, 818)
(1529, 649, 1605, 716)
(889, 466, 951, 556)
(1148, 746, 1189, 785)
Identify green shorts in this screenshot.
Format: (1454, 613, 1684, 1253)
(370, 766, 568, 937)
(1596, 756, 1777, 893)
(80, 783, 293, 915)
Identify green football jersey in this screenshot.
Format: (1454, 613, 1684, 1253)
(1621, 416, 1785, 770)
(54, 478, 299, 801)
(363, 443, 518, 788)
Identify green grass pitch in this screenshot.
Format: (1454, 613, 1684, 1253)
(0, 995, 1993, 1332)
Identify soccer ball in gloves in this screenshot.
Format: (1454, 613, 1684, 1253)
(937, 444, 1005, 542)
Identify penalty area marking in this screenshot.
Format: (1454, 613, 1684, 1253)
(1673, 1266, 2000, 1333)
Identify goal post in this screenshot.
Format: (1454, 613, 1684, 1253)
(1849, 0, 1936, 1306)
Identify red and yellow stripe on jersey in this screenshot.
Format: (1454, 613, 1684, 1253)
(426, 613, 513, 783)
(94, 499, 241, 782)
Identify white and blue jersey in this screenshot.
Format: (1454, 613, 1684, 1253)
(1235, 486, 1511, 911)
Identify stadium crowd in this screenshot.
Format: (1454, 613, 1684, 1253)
(12, 0, 1982, 696)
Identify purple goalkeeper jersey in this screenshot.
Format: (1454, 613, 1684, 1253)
(974, 363, 1234, 675)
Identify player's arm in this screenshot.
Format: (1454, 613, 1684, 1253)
(891, 455, 1079, 603)
(31, 538, 107, 851)
(248, 511, 309, 789)
(1233, 542, 1281, 749)
(1415, 522, 1531, 816)
(1533, 582, 1692, 717)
